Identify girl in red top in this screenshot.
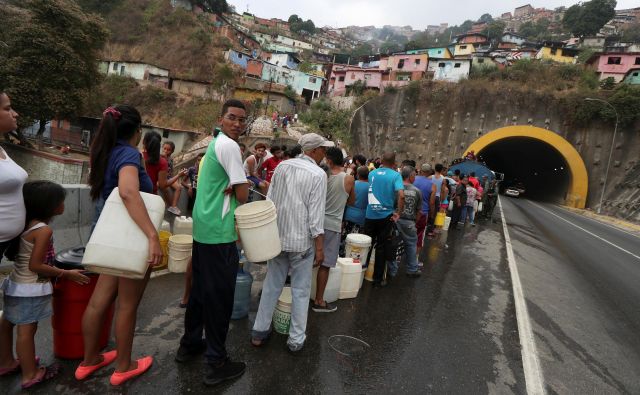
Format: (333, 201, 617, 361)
(142, 131, 168, 194)
(260, 145, 284, 183)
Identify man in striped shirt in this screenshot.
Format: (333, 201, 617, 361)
(251, 133, 332, 354)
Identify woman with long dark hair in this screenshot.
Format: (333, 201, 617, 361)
(142, 131, 169, 195)
(76, 105, 162, 386)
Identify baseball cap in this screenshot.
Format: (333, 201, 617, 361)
(420, 163, 432, 172)
(299, 133, 335, 151)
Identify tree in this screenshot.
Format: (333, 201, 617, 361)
(0, 0, 107, 140)
(190, 0, 229, 14)
(298, 62, 315, 74)
(478, 13, 494, 23)
(562, 0, 616, 36)
(350, 42, 374, 57)
(75, 0, 122, 15)
(485, 21, 506, 41)
(288, 14, 315, 35)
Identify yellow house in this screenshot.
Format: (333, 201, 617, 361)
(536, 42, 579, 64)
(454, 43, 475, 57)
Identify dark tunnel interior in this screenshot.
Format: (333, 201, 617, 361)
(479, 137, 571, 203)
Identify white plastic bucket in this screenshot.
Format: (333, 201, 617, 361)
(338, 258, 361, 299)
(273, 286, 292, 335)
(310, 266, 342, 303)
(443, 216, 452, 231)
(345, 234, 372, 262)
(83, 188, 165, 279)
(168, 234, 193, 273)
(235, 202, 281, 262)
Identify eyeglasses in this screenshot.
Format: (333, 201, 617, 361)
(224, 115, 247, 124)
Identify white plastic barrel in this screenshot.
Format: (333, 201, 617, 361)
(83, 188, 165, 279)
(235, 201, 281, 262)
(173, 216, 193, 236)
(168, 234, 193, 273)
(160, 220, 171, 233)
(273, 287, 292, 335)
(310, 266, 342, 303)
(345, 234, 372, 262)
(338, 258, 361, 299)
(443, 216, 452, 231)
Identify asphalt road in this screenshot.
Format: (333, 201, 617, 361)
(500, 197, 640, 394)
(0, 213, 526, 394)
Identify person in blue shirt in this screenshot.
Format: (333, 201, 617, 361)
(340, 166, 369, 256)
(413, 164, 437, 257)
(363, 152, 405, 287)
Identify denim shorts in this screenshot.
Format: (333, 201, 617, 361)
(2, 294, 53, 325)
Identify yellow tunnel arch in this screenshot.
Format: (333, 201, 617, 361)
(466, 126, 588, 208)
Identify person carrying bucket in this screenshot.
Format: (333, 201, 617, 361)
(251, 133, 331, 354)
(174, 100, 249, 387)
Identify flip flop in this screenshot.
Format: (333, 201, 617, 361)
(110, 356, 153, 386)
(21, 364, 59, 389)
(75, 350, 117, 380)
(0, 356, 41, 376)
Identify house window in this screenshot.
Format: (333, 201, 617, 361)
(607, 57, 621, 65)
(633, 72, 639, 77)
(112, 63, 118, 71)
(437, 50, 442, 54)
(162, 130, 170, 138)
(454, 63, 461, 68)
(351, 73, 356, 80)
(477, 58, 485, 64)
(550, 48, 557, 55)
(57, 119, 63, 128)
(415, 59, 421, 65)
(635, 57, 640, 65)
(460, 45, 467, 50)
(309, 77, 317, 83)
(398, 59, 405, 69)
(438, 63, 445, 68)
(120, 65, 125, 75)
(338, 76, 345, 82)
(364, 74, 371, 80)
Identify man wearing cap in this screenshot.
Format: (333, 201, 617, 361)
(251, 133, 332, 353)
(413, 164, 436, 258)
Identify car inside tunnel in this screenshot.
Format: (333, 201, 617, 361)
(478, 137, 571, 203)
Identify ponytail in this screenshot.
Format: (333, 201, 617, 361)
(89, 105, 142, 201)
(143, 131, 161, 165)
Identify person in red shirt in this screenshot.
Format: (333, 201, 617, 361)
(468, 171, 481, 190)
(260, 145, 284, 183)
(142, 131, 169, 194)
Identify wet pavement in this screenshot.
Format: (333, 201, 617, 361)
(1, 215, 526, 394)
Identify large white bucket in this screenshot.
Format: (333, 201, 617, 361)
(83, 188, 165, 279)
(443, 216, 451, 231)
(168, 234, 193, 273)
(310, 266, 342, 303)
(345, 234, 372, 263)
(338, 258, 361, 299)
(273, 286, 292, 335)
(235, 201, 281, 262)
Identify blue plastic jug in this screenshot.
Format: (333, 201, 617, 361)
(231, 264, 253, 320)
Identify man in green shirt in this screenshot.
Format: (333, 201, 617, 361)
(176, 100, 249, 387)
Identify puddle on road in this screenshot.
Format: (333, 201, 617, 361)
(328, 335, 371, 374)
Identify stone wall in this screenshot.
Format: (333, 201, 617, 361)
(1, 143, 89, 184)
(349, 81, 640, 222)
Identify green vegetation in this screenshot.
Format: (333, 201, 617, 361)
(347, 80, 367, 96)
(0, 0, 107, 138)
(620, 23, 640, 42)
(563, 0, 616, 36)
(299, 100, 352, 144)
(189, 0, 229, 14)
(405, 81, 421, 103)
(284, 85, 298, 101)
(288, 14, 316, 35)
(518, 18, 555, 41)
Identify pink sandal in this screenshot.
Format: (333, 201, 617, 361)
(21, 364, 59, 389)
(0, 356, 40, 376)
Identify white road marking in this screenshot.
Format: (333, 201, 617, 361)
(498, 197, 546, 395)
(553, 205, 640, 240)
(529, 201, 640, 261)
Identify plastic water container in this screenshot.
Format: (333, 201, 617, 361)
(174, 216, 193, 236)
(338, 258, 361, 299)
(231, 265, 253, 320)
(345, 234, 372, 262)
(83, 188, 165, 279)
(160, 220, 171, 233)
(364, 250, 376, 282)
(156, 230, 171, 271)
(168, 234, 192, 273)
(443, 216, 452, 231)
(273, 287, 292, 335)
(310, 266, 342, 303)
(435, 211, 446, 227)
(235, 201, 281, 262)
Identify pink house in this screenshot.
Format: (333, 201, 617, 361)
(589, 52, 640, 82)
(328, 65, 383, 97)
(379, 53, 428, 90)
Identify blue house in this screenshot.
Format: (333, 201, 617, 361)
(226, 50, 252, 70)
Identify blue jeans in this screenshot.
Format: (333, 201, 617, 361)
(396, 219, 419, 273)
(252, 248, 314, 351)
(463, 205, 475, 224)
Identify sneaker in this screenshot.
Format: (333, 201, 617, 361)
(168, 206, 181, 215)
(471, 222, 476, 227)
(175, 339, 206, 363)
(287, 344, 304, 355)
(312, 302, 337, 313)
(406, 271, 422, 278)
(204, 359, 246, 386)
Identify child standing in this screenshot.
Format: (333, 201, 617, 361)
(0, 181, 89, 389)
(161, 141, 188, 216)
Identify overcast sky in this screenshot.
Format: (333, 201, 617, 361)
(228, 0, 637, 30)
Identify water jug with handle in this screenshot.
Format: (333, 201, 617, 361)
(231, 262, 253, 319)
(173, 216, 193, 236)
(82, 188, 165, 279)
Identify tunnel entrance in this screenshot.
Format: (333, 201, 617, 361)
(466, 126, 588, 208)
(479, 137, 571, 203)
